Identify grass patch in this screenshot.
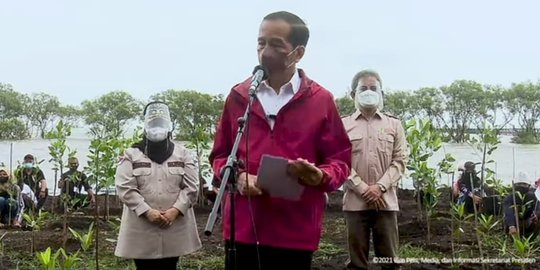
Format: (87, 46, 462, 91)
(314, 241, 346, 262)
(399, 242, 445, 258)
(180, 255, 224, 270)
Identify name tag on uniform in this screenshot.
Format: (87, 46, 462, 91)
(132, 162, 151, 169)
(167, 161, 185, 168)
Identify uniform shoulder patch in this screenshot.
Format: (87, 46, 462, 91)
(132, 162, 151, 169)
(167, 161, 185, 168)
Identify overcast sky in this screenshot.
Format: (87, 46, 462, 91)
(1, 0, 539, 105)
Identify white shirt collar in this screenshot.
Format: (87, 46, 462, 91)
(259, 69, 301, 94)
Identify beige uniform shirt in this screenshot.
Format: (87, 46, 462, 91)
(341, 111, 408, 211)
(114, 144, 202, 259)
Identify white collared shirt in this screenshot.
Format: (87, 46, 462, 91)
(256, 70, 301, 129)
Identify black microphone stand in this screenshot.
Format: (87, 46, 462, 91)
(205, 69, 264, 270)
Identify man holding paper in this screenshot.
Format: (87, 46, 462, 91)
(209, 11, 351, 270)
(341, 69, 408, 270)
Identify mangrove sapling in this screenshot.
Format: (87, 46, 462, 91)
(36, 247, 59, 270)
(57, 248, 81, 270)
(405, 119, 443, 221)
(46, 120, 76, 211)
(23, 210, 49, 254)
(511, 235, 539, 270)
(46, 121, 77, 250)
(406, 119, 456, 243)
(451, 202, 473, 257)
(469, 173, 485, 266)
(85, 129, 140, 270)
(68, 222, 95, 252)
(36, 247, 81, 270)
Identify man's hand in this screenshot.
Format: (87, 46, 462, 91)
(160, 208, 182, 228)
(509, 226, 518, 236)
(369, 197, 387, 210)
(287, 158, 324, 187)
(472, 194, 482, 205)
(237, 172, 262, 196)
(362, 185, 383, 203)
(145, 209, 168, 227)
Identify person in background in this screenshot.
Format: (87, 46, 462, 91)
(342, 69, 407, 270)
(14, 154, 48, 210)
(209, 11, 351, 270)
(115, 101, 201, 270)
(504, 172, 540, 239)
(0, 167, 22, 228)
(453, 161, 484, 214)
(20, 183, 37, 214)
(58, 157, 96, 210)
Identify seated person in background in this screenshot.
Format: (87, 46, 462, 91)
(453, 161, 484, 213)
(14, 154, 48, 210)
(21, 183, 37, 214)
(59, 157, 96, 210)
(504, 173, 540, 239)
(0, 167, 22, 228)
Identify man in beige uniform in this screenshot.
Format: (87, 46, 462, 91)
(342, 70, 408, 270)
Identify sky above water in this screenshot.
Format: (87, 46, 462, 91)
(1, 0, 539, 105)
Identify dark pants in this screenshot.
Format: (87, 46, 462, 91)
(224, 241, 313, 270)
(345, 210, 399, 270)
(134, 257, 179, 270)
(36, 188, 48, 210)
(0, 197, 18, 224)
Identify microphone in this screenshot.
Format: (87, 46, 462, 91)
(249, 65, 269, 96)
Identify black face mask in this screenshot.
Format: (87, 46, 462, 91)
(0, 177, 9, 184)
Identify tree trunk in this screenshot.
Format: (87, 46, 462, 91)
(52, 170, 58, 212)
(415, 179, 423, 221)
(427, 213, 431, 244)
(95, 190, 100, 270)
(62, 182, 69, 249)
(31, 230, 35, 254)
(105, 190, 110, 221)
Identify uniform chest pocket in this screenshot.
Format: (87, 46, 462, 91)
(349, 135, 364, 154)
(133, 168, 152, 190)
(378, 134, 395, 154)
(167, 167, 185, 193)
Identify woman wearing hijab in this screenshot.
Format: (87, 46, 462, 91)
(0, 167, 23, 228)
(114, 101, 201, 269)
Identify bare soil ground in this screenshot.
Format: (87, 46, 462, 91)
(0, 190, 536, 269)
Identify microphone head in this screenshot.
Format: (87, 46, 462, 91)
(252, 65, 269, 80)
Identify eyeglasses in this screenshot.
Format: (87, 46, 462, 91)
(359, 85, 379, 91)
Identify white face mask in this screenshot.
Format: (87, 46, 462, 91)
(355, 90, 381, 109)
(143, 102, 173, 142)
(145, 127, 169, 142)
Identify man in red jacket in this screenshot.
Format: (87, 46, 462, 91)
(209, 11, 352, 270)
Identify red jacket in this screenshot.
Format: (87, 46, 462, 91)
(209, 70, 351, 251)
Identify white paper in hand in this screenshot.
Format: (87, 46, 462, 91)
(257, 155, 304, 201)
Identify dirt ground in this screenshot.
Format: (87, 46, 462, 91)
(0, 190, 536, 269)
